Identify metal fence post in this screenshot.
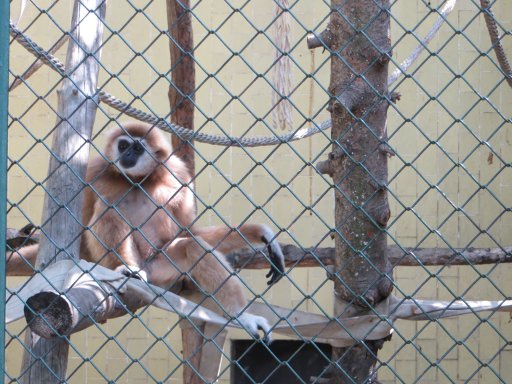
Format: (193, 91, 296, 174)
(0, 2, 9, 379)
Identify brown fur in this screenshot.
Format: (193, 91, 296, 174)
(7, 122, 284, 322)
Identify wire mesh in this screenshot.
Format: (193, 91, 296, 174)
(4, 0, 512, 383)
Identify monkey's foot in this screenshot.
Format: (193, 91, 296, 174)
(115, 265, 148, 282)
(236, 312, 272, 344)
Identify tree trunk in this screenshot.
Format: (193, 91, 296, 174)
(317, 1, 394, 382)
(19, 1, 106, 382)
(167, 0, 195, 170)
(166, 1, 203, 383)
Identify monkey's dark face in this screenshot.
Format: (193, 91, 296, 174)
(118, 139, 144, 168)
(112, 135, 159, 179)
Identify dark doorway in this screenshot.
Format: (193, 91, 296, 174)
(231, 340, 332, 383)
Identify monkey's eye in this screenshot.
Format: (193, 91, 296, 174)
(132, 141, 144, 154)
(118, 140, 130, 152)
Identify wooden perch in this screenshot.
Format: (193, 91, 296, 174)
(227, 244, 512, 269)
(24, 284, 146, 338)
(7, 227, 511, 274)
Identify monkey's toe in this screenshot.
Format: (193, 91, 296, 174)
(115, 265, 148, 282)
(237, 313, 272, 344)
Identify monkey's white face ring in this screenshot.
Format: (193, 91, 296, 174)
(112, 135, 159, 179)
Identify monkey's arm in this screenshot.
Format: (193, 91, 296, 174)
(191, 224, 285, 285)
(6, 243, 38, 276)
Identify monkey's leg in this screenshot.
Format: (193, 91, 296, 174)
(6, 243, 39, 276)
(192, 224, 285, 285)
(149, 237, 246, 313)
(84, 206, 144, 278)
(147, 236, 272, 342)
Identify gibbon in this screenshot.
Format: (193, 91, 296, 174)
(7, 122, 285, 341)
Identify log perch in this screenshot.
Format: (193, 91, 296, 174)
(24, 286, 145, 339)
(227, 244, 512, 269)
(7, 227, 511, 274)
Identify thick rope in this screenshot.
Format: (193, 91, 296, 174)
(12, 1, 505, 146)
(480, 0, 512, 88)
(271, 0, 294, 131)
(9, 22, 328, 147)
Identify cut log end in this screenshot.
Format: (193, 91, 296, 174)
(24, 292, 72, 338)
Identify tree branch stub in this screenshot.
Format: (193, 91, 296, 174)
(307, 29, 335, 50)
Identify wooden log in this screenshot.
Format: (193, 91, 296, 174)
(19, 1, 106, 383)
(227, 245, 512, 269)
(7, 227, 511, 276)
(24, 285, 145, 339)
(167, 0, 196, 170)
(165, 2, 202, 382)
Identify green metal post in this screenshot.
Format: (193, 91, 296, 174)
(0, 0, 9, 378)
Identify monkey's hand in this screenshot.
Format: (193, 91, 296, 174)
(261, 227, 285, 286)
(236, 312, 272, 344)
(115, 265, 148, 282)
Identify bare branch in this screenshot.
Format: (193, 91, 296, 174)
(227, 244, 512, 269)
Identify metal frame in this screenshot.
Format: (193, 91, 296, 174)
(0, 0, 9, 378)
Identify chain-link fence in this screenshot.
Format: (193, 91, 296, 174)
(3, 0, 512, 383)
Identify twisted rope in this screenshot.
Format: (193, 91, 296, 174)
(99, 89, 332, 147)
(9, 22, 329, 147)
(480, 0, 512, 88)
(271, 0, 294, 131)
(12, 2, 504, 147)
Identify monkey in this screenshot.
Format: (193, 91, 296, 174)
(6, 121, 285, 342)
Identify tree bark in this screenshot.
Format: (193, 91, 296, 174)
(167, 0, 195, 170)
(8, 226, 511, 274)
(226, 245, 512, 269)
(19, 1, 106, 383)
(165, 2, 203, 383)
(320, 1, 393, 382)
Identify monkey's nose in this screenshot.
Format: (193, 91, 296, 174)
(120, 153, 138, 168)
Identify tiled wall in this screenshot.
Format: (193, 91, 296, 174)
(6, 0, 511, 382)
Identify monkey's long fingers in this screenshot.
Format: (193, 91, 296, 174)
(237, 313, 272, 344)
(262, 238, 285, 286)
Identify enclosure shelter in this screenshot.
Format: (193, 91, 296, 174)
(2, 0, 512, 383)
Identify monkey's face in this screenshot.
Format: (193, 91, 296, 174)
(111, 135, 159, 179)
